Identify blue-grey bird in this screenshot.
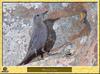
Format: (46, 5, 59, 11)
(18, 13, 48, 65)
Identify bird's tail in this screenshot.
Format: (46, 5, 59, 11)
(17, 48, 44, 66)
(17, 50, 36, 66)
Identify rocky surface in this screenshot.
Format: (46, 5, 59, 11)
(3, 3, 97, 66)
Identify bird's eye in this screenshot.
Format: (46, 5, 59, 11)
(37, 14, 39, 17)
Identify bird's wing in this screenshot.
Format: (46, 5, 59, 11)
(28, 26, 47, 51)
(28, 32, 39, 50)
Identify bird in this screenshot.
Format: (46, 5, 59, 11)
(68, 9, 91, 42)
(43, 19, 57, 55)
(17, 13, 48, 65)
(82, 10, 91, 35)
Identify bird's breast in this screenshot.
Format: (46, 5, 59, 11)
(31, 24, 48, 49)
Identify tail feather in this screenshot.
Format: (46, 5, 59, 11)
(17, 48, 44, 66)
(17, 50, 36, 66)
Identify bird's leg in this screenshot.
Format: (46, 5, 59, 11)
(40, 48, 45, 60)
(40, 53, 44, 59)
(38, 53, 44, 61)
(37, 53, 44, 61)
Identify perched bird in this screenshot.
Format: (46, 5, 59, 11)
(17, 13, 48, 65)
(43, 19, 57, 54)
(82, 10, 91, 35)
(69, 10, 91, 41)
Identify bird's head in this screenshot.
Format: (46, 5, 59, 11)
(32, 11, 48, 24)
